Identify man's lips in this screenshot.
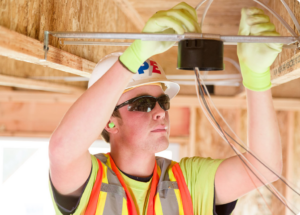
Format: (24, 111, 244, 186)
(151, 126, 168, 132)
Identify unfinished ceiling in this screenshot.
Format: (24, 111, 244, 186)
(1, 0, 299, 97)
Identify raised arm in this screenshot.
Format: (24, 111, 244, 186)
(49, 61, 133, 195)
(214, 7, 283, 205)
(49, 2, 201, 197)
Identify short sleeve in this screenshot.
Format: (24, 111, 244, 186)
(179, 156, 224, 215)
(49, 154, 99, 215)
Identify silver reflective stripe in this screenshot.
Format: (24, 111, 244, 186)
(156, 157, 172, 182)
(101, 183, 125, 215)
(94, 153, 123, 187)
(101, 183, 126, 198)
(93, 154, 183, 214)
(159, 188, 179, 215)
(94, 153, 109, 164)
(157, 181, 179, 192)
(156, 158, 180, 215)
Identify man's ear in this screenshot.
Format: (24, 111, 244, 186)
(104, 119, 118, 134)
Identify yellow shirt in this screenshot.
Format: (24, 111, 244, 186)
(120, 171, 152, 215)
(49, 155, 224, 215)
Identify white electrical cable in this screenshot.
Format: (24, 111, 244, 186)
(223, 57, 241, 72)
(254, 0, 300, 43)
(195, 0, 207, 11)
(194, 67, 300, 215)
(199, 0, 214, 31)
(280, 0, 300, 34)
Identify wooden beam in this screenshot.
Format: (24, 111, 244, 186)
(188, 107, 197, 157)
(1, 91, 300, 110)
(0, 26, 95, 78)
(112, 0, 145, 30)
(0, 74, 85, 94)
(271, 51, 300, 87)
(285, 111, 295, 215)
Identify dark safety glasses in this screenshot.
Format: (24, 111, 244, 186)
(114, 94, 170, 112)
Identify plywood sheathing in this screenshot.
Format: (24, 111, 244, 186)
(265, 0, 300, 98)
(0, 0, 138, 88)
(129, 0, 256, 35)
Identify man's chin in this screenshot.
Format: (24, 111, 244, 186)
(153, 136, 169, 153)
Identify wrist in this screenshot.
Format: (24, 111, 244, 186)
(239, 61, 272, 92)
(120, 40, 145, 74)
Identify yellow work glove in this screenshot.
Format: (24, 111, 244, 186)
(237, 7, 283, 91)
(120, 2, 201, 73)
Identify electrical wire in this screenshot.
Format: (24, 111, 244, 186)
(193, 67, 300, 215)
(253, 0, 300, 44)
(195, 0, 207, 11)
(199, 0, 214, 32)
(280, 0, 300, 34)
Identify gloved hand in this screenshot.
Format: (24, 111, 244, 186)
(120, 2, 201, 73)
(237, 7, 283, 91)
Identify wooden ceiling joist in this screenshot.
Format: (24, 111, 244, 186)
(271, 51, 300, 87)
(1, 91, 300, 111)
(0, 26, 95, 78)
(0, 74, 85, 94)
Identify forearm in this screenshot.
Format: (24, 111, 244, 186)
(50, 61, 133, 160)
(245, 88, 282, 180)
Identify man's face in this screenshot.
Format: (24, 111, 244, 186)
(112, 85, 170, 153)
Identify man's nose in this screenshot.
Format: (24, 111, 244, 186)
(152, 102, 166, 120)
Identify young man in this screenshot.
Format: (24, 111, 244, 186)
(49, 2, 283, 215)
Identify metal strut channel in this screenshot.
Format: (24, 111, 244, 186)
(42, 32, 300, 60)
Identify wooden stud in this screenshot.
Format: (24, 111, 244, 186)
(1, 91, 300, 110)
(0, 26, 96, 78)
(285, 111, 295, 215)
(0, 74, 85, 94)
(188, 107, 197, 157)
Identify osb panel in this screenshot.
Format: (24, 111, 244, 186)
(0, 0, 138, 62)
(266, 0, 300, 98)
(0, 0, 138, 88)
(195, 108, 240, 159)
(266, 0, 300, 69)
(129, 0, 256, 35)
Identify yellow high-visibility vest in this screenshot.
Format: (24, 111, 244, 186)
(84, 153, 193, 215)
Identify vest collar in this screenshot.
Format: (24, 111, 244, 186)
(108, 153, 159, 215)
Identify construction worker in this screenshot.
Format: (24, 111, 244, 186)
(48, 2, 283, 215)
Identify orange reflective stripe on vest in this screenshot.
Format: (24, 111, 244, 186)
(109, 153, 138, 215)
(85, 153, 193, 215)
(172, 163, 193, 215)
(85, 158, 103, 215)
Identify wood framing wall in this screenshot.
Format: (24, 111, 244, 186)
(0, 0, 300, 214)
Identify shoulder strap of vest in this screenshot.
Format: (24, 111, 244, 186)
(107, 153, 138, 215)
(85, 158, 103, 215)
(172, 163, 194, 215)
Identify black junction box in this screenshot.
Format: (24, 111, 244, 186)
(177, 39, 224, 71)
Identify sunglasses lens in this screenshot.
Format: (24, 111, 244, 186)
(128, 97, 156, 112)
(158, 95, 170, 111)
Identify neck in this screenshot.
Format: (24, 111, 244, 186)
(110, 145, 156, 178)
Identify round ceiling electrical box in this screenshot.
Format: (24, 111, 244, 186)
(177, 39, 224, 71)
